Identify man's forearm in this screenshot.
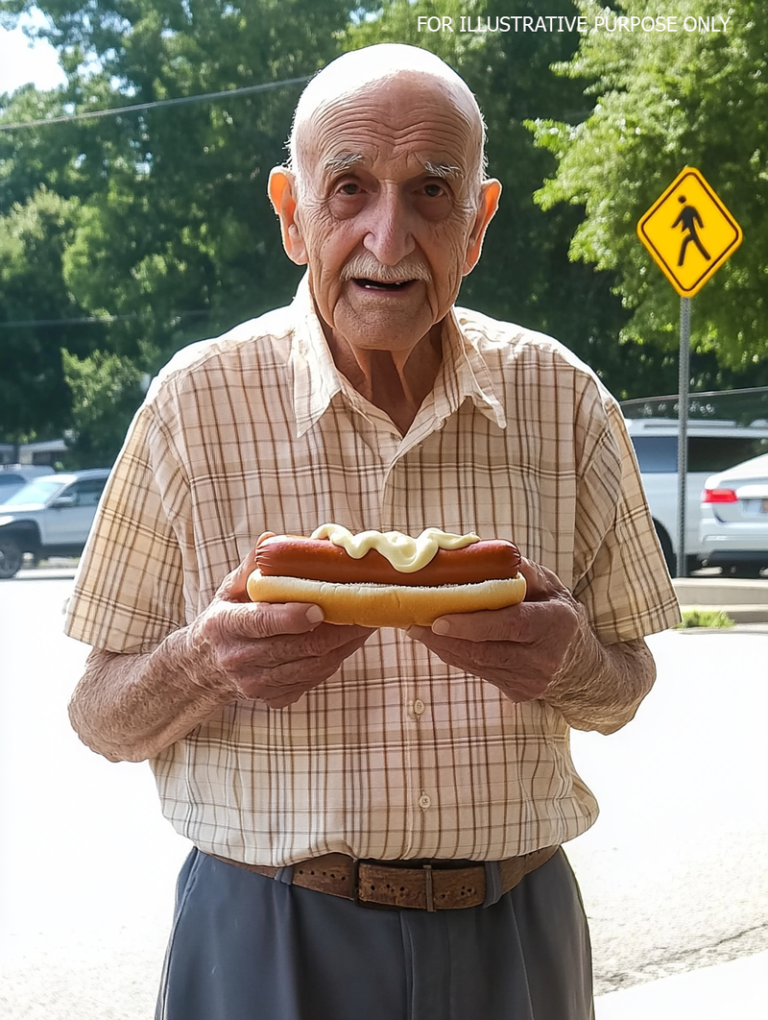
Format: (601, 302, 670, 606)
(68, 632, 237, 763)
(543, 612, 657, 735)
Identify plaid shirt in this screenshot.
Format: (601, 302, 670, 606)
(65, 276, 679, 865)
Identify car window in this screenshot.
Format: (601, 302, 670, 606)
(631, 435, 768, 474)
(630, 436, 677, 473)
(688, 437, 768, 473)
(2, 478, 65, 505)
(66, 479, 107, 507)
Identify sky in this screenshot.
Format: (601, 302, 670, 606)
(0, 10, 67, 95)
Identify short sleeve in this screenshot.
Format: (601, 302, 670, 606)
(64, 403, 189, 654)
(571, 398, 681, 643)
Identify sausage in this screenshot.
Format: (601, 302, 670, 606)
(254, 534, 522, 588)
(248, 529, 528, 627)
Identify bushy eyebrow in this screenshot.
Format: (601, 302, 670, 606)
(424, 161, 463, 180)
(323, 152, 364, 174)
(323, 154, 464, 181)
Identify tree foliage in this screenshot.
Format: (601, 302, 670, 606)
(530, 0, 768, 379)
(0, 185, 108, 442)
(61, 348, 145, 465)
(1, 0, 366, 463)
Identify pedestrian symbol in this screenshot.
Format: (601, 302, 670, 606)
(637, 167, 743, 297)
(673, 196, 710, 266)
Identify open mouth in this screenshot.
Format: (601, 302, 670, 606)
(354, 278, 417, 291)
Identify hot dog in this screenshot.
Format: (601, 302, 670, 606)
(246, 524, 526, 628)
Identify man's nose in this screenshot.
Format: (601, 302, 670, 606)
(361, 190, 415, 266)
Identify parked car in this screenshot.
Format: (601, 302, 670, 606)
(0, 469, 110, 579)
(699, 453, 768, 577)
(0, 465, 57, 501)
(624, 418, 768, 575)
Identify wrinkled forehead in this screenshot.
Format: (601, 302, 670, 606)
(290, 70, 485, 185)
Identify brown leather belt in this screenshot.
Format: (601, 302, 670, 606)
(207, 845, 559, 911)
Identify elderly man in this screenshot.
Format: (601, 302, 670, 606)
(66, 43, 679, 1020)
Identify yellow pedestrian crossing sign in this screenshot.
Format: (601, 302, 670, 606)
(637, 167, 743, 297)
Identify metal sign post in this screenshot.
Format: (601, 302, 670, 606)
(637, 167, 743, 577)
(676, 297, 691, 579)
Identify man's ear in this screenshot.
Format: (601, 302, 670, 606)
(463, 178, 502, 275)
(268, 167, 308, 265)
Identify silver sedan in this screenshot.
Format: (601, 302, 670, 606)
(699, 452, 768, 576)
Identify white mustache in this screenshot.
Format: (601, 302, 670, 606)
(341, 254, 431, 284)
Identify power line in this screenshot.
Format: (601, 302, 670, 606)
(0, 313, 134, 328)
(0, 74, 312, 132)
(0, 309, 211, 328)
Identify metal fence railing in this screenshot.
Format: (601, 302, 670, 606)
(620, 386, 768, 426)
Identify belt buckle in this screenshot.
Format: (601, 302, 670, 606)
(354, 859, 437, 911)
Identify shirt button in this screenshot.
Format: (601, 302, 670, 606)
(413, 699, 425, 716)
(419, 793, 431, 810)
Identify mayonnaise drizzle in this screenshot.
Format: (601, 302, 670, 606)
(310, 524, 480, 573)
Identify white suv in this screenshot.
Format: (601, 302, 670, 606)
(624, 418, 768, 574)
(0, 469, 110, 578)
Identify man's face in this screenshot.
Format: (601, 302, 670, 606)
(270, 75, 499, 356)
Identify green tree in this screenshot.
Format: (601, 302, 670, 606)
(61, 348, 144, 465)
(1, 0, 369, 460)
(0, 186, 108, 442)
(530, 0, 768, 384)
(12, 0, 367, 350)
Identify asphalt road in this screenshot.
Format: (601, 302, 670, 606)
(1, 575, 766, 1017)
(567, 628, 768, 993)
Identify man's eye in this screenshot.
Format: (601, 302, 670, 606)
(423, 182, 446, 198)
(336, 181, 361, 196)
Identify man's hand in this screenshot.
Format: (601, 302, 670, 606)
(187, 547, 374, 708)
(406, 558, 582, 703)
(69, 548, 376, 762)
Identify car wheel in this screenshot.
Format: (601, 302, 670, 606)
(0, 536, 24, 579)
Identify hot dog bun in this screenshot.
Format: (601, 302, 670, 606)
(246, 526, 526, 628)
(246, 572, 526, 628)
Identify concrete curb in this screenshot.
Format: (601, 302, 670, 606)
(676, 604, 768, 624)
(673, 577, 768, 624)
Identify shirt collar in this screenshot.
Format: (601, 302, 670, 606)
(436, 306, 507, 431)
(290, 273, 507, 437)
(291, 275, 344, 438)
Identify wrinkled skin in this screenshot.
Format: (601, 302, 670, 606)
(188, 548, 375, 710)
(69, 548, 375, 762)
(408, 558, 582, 702)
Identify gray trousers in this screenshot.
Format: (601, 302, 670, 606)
(156, 848, 594, 1020)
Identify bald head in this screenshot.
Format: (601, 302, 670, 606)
(268, 43, 501, 362)
(288, 44, 487, 187)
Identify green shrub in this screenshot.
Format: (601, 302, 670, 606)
(675, 609, 735, 630)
